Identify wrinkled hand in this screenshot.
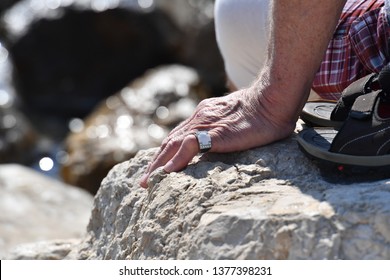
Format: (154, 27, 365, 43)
(140, 88, 296, 188)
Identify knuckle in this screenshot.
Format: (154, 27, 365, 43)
(161, 138, 170, 147)
(198, 99, 209, 107)
(165, 137, 182, 150)
(194, 109, 209, 120)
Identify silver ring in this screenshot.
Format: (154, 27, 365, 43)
(195, 131, 212, 153)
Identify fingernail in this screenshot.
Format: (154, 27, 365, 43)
(163, 160, 174, 173)
(140, 174, 148, 188)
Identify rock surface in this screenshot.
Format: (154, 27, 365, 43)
(67, 132, 390, 260)
(0, 164, 93, 259)
(0, 40, 38, 165)
(7, 239, 80, 260)
(0, 106, 37, 164)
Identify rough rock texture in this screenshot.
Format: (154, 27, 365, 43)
(0, 164, 93, 259)
(69, 132, 390, 260)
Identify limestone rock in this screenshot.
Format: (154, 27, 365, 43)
(0, 40, 37, 165)
(7, 239, 80, 260)
(70, 134, 390, 260)
(0, 164, 93, 259)
(7, 5, 182, 118)
(0, 106, 37, 164)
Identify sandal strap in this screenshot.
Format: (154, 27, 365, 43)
(330, 90, 390, 156)
(349, 90, 378, 120)
(330, 73, 378, 122)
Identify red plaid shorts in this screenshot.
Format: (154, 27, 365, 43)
(312, 0, 390, 100)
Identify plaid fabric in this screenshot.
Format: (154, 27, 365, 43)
(312, 0, 390, 100)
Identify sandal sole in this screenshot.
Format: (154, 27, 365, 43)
(300, 101, 343, 128)
(297, 127, 390, 167)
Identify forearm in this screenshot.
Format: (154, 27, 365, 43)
(253, 0, 346, 126)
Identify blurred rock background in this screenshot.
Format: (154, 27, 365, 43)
(0, 0, 227, 193)
(0, 0, 227, 257)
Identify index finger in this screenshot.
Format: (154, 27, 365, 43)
(140, 134, 199, 188)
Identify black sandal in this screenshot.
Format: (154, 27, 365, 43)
(300, 73, 380, 128)
(297, 89, 390, 167)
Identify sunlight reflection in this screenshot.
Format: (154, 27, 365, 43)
(68, 118, 85, 133)
(2, 114, 17, 129)
(155, 106, 169, 120)
(91, 0, 120, 11)
(0, 90, 11, 108)
(45, 0, 62, 10)
(137, 0, 154, 9)
(147, 123, 165, 140)
(0, 44, 9, 64)
(39, 157, 54, 171)
(96, 124, 110, 138)
(3, 0, 128, 38)
(116, 115, 133, 129)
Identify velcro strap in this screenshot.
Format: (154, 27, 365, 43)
(341, 73, 377, 103)
(349, 90, 381, 120)
(330, 73, 377, 122)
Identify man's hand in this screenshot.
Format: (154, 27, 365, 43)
(140, 88, 295, 188)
